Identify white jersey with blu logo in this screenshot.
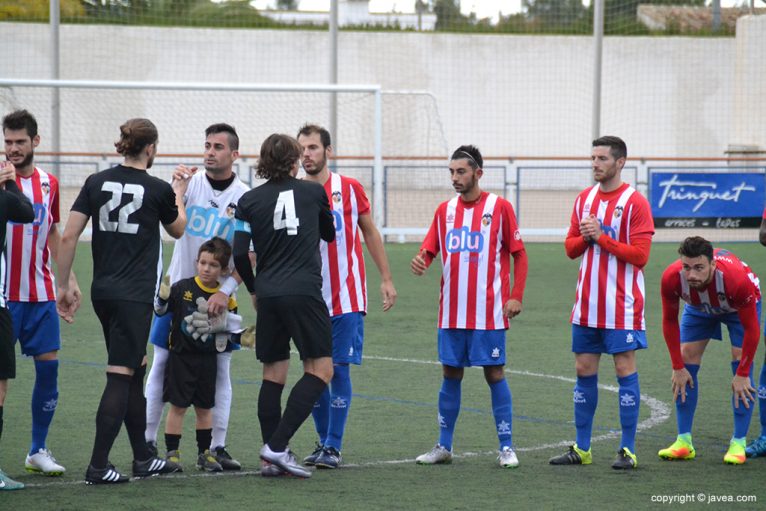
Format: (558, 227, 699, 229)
(167, 171, 250, 284)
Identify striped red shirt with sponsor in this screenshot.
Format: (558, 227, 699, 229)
(319, 173, 369, 316)
(568, 183, 654, 330)
(421, 192, 525, 330)
(6, 167, 59, 302)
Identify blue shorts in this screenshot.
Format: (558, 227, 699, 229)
(571, 324, 647, 355)
(437, 328, 506, 368)
(331, 312, 364, 365)
(149, 311, 240, 352)
(9, 301, 61, 356)
(681, 301, 762, 348)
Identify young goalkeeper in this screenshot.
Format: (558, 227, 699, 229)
(154, 237, 243, 472)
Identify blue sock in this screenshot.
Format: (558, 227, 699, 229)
(574, 374, 598, 451)
(30, 359, 59, 455)
(618, 372, 640, 453)
(311, 387, 330, 446)
(731, 361, 755, 439)
(325, 364, 352, 451)
(489, 379, 513, 450)
(675, 364, 700, 436)
(437, 377, 461, 451)
(758, 364, 766, 437)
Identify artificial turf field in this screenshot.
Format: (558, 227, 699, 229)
(2, 241, 765, 510)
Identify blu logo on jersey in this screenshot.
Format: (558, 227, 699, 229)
(599, 219, 618, 240)
(446, 227, 484, 253)
(186, 205, 235, 241)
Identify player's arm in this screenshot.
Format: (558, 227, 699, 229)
(565, 202, 589, 259)
(318, 190, 335, 243)
(504, 248, 528, 319)
(56, 211, 89, 323)
(3, 179, 34, 223)
(412, 210, 440, 275)
(162, 179, 188, 239)
(48, 224, 82, 309)
(232, 229, 256, 306)
(207, 266, 244, 316)
(732, 298, 759, 408)
(660, 267, 694, 402)
(358, 213, 397, 311)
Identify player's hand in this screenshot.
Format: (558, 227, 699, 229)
(207, 291, 230, 317)
(411, 250, 428, 276)
(503, 299, 522, 320)
(732, 374, 756, 409)
(579, 215, 602, 241)
(671, 367, 694, 403)
(158, 274, 171, 301)
(0, 161, 15, 188)
(250, 293, 258, 311)
(380, 279, 397, 312)
(171, 164, 197, 196)
(55, 287, 78, 324)
(239, 325, 256, 349)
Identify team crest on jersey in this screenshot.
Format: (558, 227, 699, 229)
(717, 292, 726, 303)
(481, 213, 492, 226)
(41, 181, 50, 195)
(183, 290, 193, 301)
(226, 202, 237, 218)
(613, 205, 623, 218)
(208, 199, 219, 209)
(682, 292, 690, 301)
(514, 230, 521, 241)
(583, 204, 591, 216)
(446, 213, 455, 223)
(332, 191, 342, 204)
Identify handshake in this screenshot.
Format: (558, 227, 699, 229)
(185, 297, 244, 352)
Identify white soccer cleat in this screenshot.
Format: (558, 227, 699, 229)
(25, 448, 65, 476)
(498, 446, 519, 468)
(260, 444, 312, 478)
(416, 444, 453, 465)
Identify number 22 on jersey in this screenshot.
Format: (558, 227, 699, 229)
(99, 181, 145, 234)
(273, 190, 300, 235)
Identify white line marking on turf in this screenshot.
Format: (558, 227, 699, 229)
(26, 353, 670, 486)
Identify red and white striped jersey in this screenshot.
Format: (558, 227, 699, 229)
(319, 173, 370, 316)
(421, 192, 525, 330)
(661, 248, 761, 315)
(568, 183, 654, 330)
(6, 167, 59, 302)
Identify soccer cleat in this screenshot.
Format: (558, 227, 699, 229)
(612, 447, 638, 470)
(25, 448, 66, 476)
(132, 455, 182, 478)
(315, 446, 342, 469)
(549, 444, 592, 465)
(85, 463, 129, 485)
(497, 446, 519, 468)
(213, 445, 241, 471)
(260, 460, 288, 478)
(658, 437, 696, 461)
(260, 444, 312, 478)
(745, 435, 766, 458)
(723, 440, 746, 465)
(165, 450, 183, 472)
(196, 450, 223, 472)
(415, 444, 453, 465)
(303, 442, 324, 466)
(0, 468, 24, 490)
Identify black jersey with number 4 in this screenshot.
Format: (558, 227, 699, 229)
(235, 176, 334, 299)
(70, 164, 178, 303)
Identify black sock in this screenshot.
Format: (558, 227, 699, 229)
(90, 373, 131, 469)
(196, 428, 212, 455)
(258, 380, 285, 444)
(124, 365, 151, 461)
(268, 373, 326, 452)
(0, 405, 4, 444)
(165, 433, 181, 453)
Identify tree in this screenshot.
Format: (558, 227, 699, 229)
(522, 0, 589, 31)
(431, 0, 469, 30)
(276, 0, 298, 10)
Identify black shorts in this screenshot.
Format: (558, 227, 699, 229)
(92, 300, 153, 369)
(0, 307, 15, 380)
(255, 295, 332, 363)
(163, 351, 217, 409)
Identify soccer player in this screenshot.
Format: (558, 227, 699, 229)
(56, 118, 186, 484)
(297, 124, 397, 469)
(233, 133, 335, 478)
(0, 160, 35, 490)
(746, 212, 766, 457)
(658, 237, 759, 465)
(549, 136, 654, 470)
(144, 123, 249, 470)
(3, 110, 80, 476)
(155, 237, 242, 473)
(411, 145, 528, 469)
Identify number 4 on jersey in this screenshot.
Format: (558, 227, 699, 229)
(274, 190, 300, 235)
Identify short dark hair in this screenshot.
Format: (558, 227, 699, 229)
(592, 136, 627, 161)
(206, 123, 239, 151)
(450, 144, 483, 170)
(3, 109, 38, 139)
(297, 124, 331, 149)
(198, 236, 232, 269)
(256, 134, 301, 181)
(678, 236, 714, 261)
(114, 118, 158, 157)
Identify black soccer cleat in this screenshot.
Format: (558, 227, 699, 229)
(549, 444, 592, 465)
(85, 463, 129, 485)
(303, 442, 324, 466)
(132, 456, 182, 478)
(611, 448, 637, 470)
(213, 446, 241, 471)
(315, 446, 342, 469)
